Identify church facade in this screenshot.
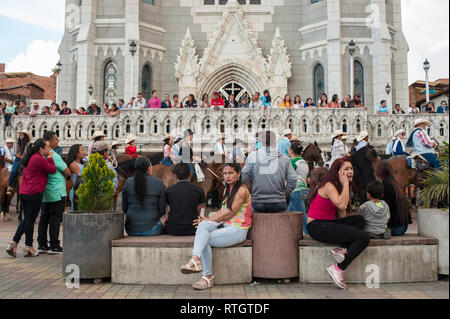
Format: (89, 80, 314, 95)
(58, 0, 409, 113)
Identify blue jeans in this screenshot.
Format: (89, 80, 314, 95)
(252, 201, 287, 213)
(192, 221, 248, 276)
(161, 157, 173, 167)
(390, 225, 408, 236)
(288, 189, 310, 235)
(8, 157, 21, 187)
(129, 221, 164, 237)
(421, 153, 442, 169)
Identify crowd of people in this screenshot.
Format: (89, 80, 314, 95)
(2, 90, 447, 127)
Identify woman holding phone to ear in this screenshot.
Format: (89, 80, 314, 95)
(306, 158, 370, 290)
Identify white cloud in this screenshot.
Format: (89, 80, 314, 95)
(0, 0, 65, 32)
(402, 0, 449, 83)
(5, 39, 60, 76)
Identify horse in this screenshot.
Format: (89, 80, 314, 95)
(0, 169, 23, 221)
(302, 142, 325, 172)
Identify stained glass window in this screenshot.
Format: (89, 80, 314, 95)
(354, 60, 364, 104)
(104, 61, 118, 106)
(313, 64, 325, 104)
(142, 65, 152, 101)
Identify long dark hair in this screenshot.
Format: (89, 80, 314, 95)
(263, 90, 271, 103)
(134, 157, 151, 205)
(21, 139, 47, 167)
(223, 163, 244, 209)
(374, 161, 410, 224)
(17, 134, 30, 155)
(66, 144, 84, 167)
(290, 141, 303, 156)
(310, 157, 352, 202)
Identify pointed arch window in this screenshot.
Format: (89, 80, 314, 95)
(354, 60, 365, 104)
(142, 64, 152, 101)
(313, 64, 325, 104)
(104, 61, 118, 106)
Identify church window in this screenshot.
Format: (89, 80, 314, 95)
(313, 64, 325, 104)
(142, 64, 152, 102)
(142, 0, 154, 5)
(103, 61, 118, 106)
(354, 60, 365, 104)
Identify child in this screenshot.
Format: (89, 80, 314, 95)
(359, 181, 391, 239)
(126, 134, 138, 158)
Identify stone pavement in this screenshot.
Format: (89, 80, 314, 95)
(0, 207, 448, 300)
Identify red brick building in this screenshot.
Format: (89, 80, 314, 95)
(409, 78, 449, 105)
(0, 63, 56, 101)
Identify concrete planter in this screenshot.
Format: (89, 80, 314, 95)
(63, 212, 124, 280)
(418, 208, 449, 275)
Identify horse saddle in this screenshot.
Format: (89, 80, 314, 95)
(407, 154, 431, 171)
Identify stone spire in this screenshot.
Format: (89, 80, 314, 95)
(175, 28, 200, 80)
(266, 27, 292, 79)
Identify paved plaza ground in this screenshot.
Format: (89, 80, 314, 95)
(0, 207, 448, 300)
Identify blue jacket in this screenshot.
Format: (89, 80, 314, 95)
(391, 137, 409, 156)
(277, 137, 290, 157)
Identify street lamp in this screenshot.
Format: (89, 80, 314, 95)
(347, 40, 357, 99)
(423, 59, 431, 103)
(129, 40, 138, 99)
(385, 83, 391, 96)
(54, 61, 62, 104)
(88, 84, 94, 98)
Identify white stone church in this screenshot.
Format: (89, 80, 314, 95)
(58, 0, 409, 113)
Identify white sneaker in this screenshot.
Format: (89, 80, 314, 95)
(326, 264, 348, 290)
(331, 248, 347, 264)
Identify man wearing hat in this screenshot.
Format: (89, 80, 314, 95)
(92, 141, 118, 188)
(110, 141, 122, 159)
(277, 129, 293, 157)
(330, 130, 349, 166)
(213, 135, 229, 157)
(87, 100, 101, 115)
(355, 131, 370, 152)
(179, 129, 204, 182)
(406, 119, 440, 169)
(210, 92, 225, 110)
(0, 138, 15, 172)
(29, 102, 42, 118)
(387, 129, 409, 156)
(88, 131, 107, 156)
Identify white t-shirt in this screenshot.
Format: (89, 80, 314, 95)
(0, 146, 15, 171)
(133, 98, 147, 109)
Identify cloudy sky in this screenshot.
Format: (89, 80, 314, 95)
(0, 0, 448, 84)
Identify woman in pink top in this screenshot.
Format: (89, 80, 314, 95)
(7, 139, 56, 258)
(307, 158, 369, 290)
(161, 136, 175, 167)
(148, 90, 162, 109)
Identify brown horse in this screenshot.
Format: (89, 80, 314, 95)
(302, 142, 325, 172)
(0, 169, 22, 221)
(385, 157, 425, 191)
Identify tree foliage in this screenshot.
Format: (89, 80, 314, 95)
(419, 141, 449, 209)
(76, 153, 115, 212)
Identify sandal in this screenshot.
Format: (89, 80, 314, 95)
(180, 258, 203, 274)
(6, 242, 17, 258)
(23, 247, 39, 258)
(192, 275, 215, 290)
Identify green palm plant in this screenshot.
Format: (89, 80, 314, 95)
(419, 141, 449, 209)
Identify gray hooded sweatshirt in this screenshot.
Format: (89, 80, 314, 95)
(242, 147, 297, 203)
(359, 200, 390, 235)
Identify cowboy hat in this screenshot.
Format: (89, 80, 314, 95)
(92, 141, 111, 153)
(90, 131, 107, 140)
(32, 101, 39, 107)
(184, 129, 194, 138)
(394, 129, 407, 137)
(282, 129, 293, 136)
(414, 119, 431, 127)
(357, 131, 369, 142)
(17, 130, 32, 141)
(332, 130, 346, 139)
(162, 135, 172, 142)
(89, 99, 97, 105)
(341, 135, 349, 140)
(6, 138, 14, 144)
(126, 134, 137, 144)
(290, 135, 302, 143)
(111, 141, 121, 147)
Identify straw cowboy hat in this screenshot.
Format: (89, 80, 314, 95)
(6, 138, 14, 144)
(332, 130, 346, 139)
(290, 135, 302, 143)
(282, 129, 293, 136)
(394, 129, 407, 137)
(89, 99, 97, 105)
(414, 119, 431, 127)
(357, 131, 369, 142)
(341, 135, 349, 140)
(90, 131, 107, 140)
(32, 101, 39, 107)
(111, 141, 122, 147)
(126, 134, 137, 144)
(18, 130, 32, 141)
(92, 141, 111, 153)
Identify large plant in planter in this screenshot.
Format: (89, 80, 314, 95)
(417, 141, 449, 275)
(63, 153, 124, 280)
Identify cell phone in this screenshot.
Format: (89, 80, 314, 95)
(217, 223, 224, 229)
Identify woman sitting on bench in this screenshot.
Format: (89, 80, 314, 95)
(306, 158, 370, 290)
(180, 163, 252, 290)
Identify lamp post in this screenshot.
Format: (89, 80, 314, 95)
(347, 39, 356, 99)
(88, 84, 94, 101)
(423, 59, 430, 104)
(385, 82, 391, 96)
(54, 61, 62, 104)
(129, 40, 137, 99)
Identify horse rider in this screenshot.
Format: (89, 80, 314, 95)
(0, 138, 15, 172)
(386, 129, 409, 157)
(110, 141, 122, 159)
(330, 130, 349, 167)
(355, 131, 369, 152)
(277, 129, 293, 157)
(406, 119, 441, 169)
(179, 129, 205, 182)
(91, 141, 118, 189)
(88, 131, 107, 156)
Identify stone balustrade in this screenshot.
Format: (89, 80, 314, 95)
(1, 109, 448, 153)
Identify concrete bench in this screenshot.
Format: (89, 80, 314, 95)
(298, 234, 439, 283)
(111, 235, 253, 285)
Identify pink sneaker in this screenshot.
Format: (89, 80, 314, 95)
(331, 248, 347, 264)
(326, 264, 348, 290)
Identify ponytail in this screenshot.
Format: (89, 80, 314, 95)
(134, 157, 151, 205)
(21, 138, 46, 167)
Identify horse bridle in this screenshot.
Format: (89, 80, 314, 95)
(206, 167, 225, 185)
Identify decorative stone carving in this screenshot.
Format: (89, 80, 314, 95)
(175, 28, 200, 100)
(266, 27, 292, 106)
